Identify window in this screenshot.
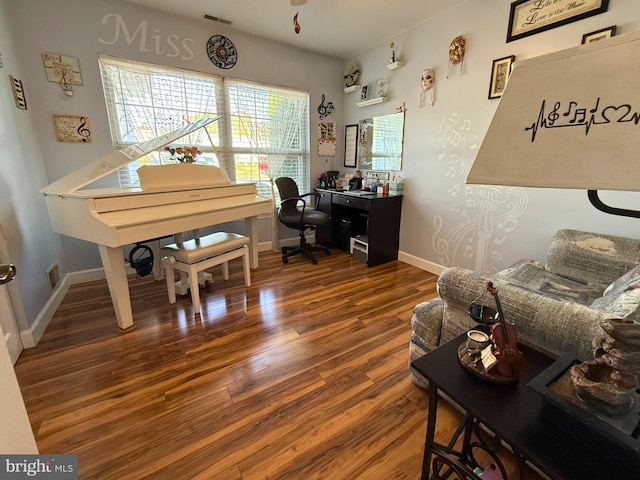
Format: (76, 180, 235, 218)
(98, 55, 309, 197)
(226, 79, 310, 199)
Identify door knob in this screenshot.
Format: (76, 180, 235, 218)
(0, 264, 16, 285)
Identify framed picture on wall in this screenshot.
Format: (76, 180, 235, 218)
(344, 124, 358, 168)
(318, 122, 336, 157)
(42, 52, 83, 85)
(507, 0, 609, 43)
(488, 55, 515, 99)
(582, 25, 616, 44)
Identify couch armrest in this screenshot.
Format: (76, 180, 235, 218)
(437, 267, 610, 360)
(409, 298, 444, 389)
(545, 229, 640, 291)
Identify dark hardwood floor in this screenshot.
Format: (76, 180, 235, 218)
(14, 249, 530, 479)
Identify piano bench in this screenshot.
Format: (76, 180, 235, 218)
(160, 232, 251, 312)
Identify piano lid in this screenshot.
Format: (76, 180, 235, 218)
(41, 117, 220, 196)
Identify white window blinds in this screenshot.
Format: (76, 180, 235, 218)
(99, 55, 226, 187)
(225, 79, 310, 199)
(98, 55, 309, 197)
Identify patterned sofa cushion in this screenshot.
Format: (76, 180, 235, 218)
(496, 259, 603, 305)
(590, 265, 640, 321)
(545, 229, 640, 292)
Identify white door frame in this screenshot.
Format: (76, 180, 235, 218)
(0, 282, 22, 364)
(0, 327, 38, 453)
(0, 223, 23, 364)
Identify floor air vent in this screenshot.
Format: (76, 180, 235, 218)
(46, 262, 61, 291)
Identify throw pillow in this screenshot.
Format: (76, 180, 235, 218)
(590, 264, 640, 321)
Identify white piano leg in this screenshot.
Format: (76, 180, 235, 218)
(245, 216, 259, 269)
(98, 244, 135, 331)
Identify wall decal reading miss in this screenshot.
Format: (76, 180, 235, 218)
(98, 14, 194, 60)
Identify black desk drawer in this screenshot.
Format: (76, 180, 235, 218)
(332, 194, 370, 211)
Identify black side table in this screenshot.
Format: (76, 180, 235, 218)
(411, 333, 630, 480)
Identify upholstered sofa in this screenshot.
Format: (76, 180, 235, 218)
(409, 229, 640, 389)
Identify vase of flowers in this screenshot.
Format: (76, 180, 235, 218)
(164, 145, 202, 163)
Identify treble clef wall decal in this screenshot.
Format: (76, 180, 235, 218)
(76, 116, 91, 143)
(317, 94, 335, 120)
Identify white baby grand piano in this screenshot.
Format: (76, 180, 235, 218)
(41, 118, 271, 331)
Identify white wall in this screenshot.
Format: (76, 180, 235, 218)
(0, 0, 66, 333)
(345, 0, 640, 275)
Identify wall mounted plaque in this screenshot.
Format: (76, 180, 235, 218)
(42, 52, 83, 85)
(53, 115, 91, 143)
(507, 0, 609, 42)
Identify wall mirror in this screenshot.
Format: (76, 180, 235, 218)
(357, 111, 405, 171)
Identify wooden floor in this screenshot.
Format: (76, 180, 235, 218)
(14, 249, 523, 479)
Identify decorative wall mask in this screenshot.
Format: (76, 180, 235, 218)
(448, 35, 466, 78)
(344, 63, 359, 88)
(420, 68, 435, 107)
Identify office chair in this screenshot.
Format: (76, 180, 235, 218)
(275, 177, 330, 265)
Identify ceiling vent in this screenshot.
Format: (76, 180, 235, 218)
(203, 14, 232, 26)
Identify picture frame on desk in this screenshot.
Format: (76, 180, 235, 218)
(344, 124, 358, 168)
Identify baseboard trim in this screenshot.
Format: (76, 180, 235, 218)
(20, 277, 69, 348)
(67, 267, 107, 284)
(20, 268, 107, 348)
(398, 251, 445, 276)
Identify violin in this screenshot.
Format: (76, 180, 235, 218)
(486, 282, 525, 378)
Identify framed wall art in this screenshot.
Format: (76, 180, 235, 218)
(9, 75, 27, 110)
(344, 124, 358, 168)
(42, 52, 83, 85)
(488, 55, 515, 99)
(582, 25, 616, 44)
(53, 114, 91, 143)
(317, 122, 336, 157)
(507, 0, 609, 43)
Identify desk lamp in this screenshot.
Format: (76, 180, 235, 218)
(467, 32, 640, 218)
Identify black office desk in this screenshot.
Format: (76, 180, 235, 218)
(411, 334, 632, 480)
(314, 188, 402, 267)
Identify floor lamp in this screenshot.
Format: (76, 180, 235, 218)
(467, 31, 640, 219)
